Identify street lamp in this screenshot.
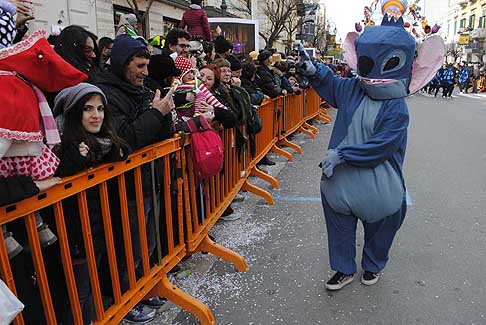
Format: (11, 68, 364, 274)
(221, 0, 227, 16)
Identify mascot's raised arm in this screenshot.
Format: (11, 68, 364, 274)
(297, 0, 444, 291)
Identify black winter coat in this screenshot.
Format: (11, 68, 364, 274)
(241, 78, 265, 106)
(95, 71, 173, 150)
(0, 176, 39, 207)
(255, 65, 283, 98)
(95, 70, 174, 198)
(54, 141, 127, 259)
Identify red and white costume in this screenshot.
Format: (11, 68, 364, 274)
(0, 31, 86, 179)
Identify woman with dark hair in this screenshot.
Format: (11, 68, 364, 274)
(54, 25, 100, 81)
(53, 83, 128, 325)
(54, 85, 127, 171)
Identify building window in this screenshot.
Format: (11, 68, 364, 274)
(163, 17, 180, 35)
(469, 14, 475, 29)
(454, 20, 458, 34)
(480, 10, 486, 28)
(460, 18, 466, 28)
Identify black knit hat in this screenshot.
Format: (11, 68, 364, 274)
(242, 61, 256, 79)
(111, 34, 147, 77)
(148, 55, 181, 81)
(214, 35, 233, 54)
(226, 55, 242, 71)
(258, 50, 272, 63)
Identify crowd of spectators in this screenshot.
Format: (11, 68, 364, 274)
(422, 61, 486, 98)
(0, 1, 326, 323)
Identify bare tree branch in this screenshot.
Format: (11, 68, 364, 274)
(125, 0, 139, 15)
(282, 9, 299, 51)
(125, 0, 155, 38)
(142, 0, 155, 20)
(228, 0, 252, 16)
(260, 0, 299, 49)
(311, 20, 327, 50)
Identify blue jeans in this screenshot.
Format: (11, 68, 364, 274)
(321, 195, 406, 275)
(63, 254, 102, 325)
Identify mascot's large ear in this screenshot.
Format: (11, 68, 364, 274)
(409, 35, 445, 94)
(343, 32, 359, 71)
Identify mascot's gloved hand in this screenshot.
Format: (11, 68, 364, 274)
(296, 43, 317, 77)
(321, 149, 343, 178)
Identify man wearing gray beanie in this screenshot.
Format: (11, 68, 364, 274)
(94, 34, 175, 323)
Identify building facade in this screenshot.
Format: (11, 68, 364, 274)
(439, 0, 486, 63)
(27, 0, 250, 40)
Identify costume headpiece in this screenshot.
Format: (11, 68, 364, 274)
(381, 0, 407, 20)
(0, 31, 87, 180)
(343, 0, 444, 98)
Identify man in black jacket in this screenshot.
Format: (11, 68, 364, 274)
(95, 34, 174, 323)
(255, 50, 287, 98)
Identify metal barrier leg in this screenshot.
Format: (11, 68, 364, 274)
(271, 144, 293, 161)
(298, 126, 316, 139)
(303, 122, 319, 134)
(242, 179, 274, 205)
(251, 166, 280, 189)
(317, 110, 332, 123)
(153, 276, 216, 325)
(196, 235, 248, 272)
(279, 138, 302, 155)
(320, 102, 331, 109)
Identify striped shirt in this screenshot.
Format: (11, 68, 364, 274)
(176, 82, 228, 110)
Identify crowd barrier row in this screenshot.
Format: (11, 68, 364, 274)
(0, 88, 333, 325)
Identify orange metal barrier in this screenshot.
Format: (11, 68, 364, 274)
(0, 138, 209, 324)
(314, 90, 333, 124)
(181, 128, 248, 272)
(479, 76, 486, 92)
(0, 88, 323, 324)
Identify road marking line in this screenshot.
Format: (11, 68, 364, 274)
(273, 195, 321, 202)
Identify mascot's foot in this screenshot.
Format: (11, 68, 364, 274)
(361, 271, 380, 286)
(325, 272, 355, 291)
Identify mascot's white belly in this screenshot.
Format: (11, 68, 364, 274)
(321, 97, 404, 222)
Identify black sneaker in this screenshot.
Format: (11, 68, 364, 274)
(141, 296, 166, 309)
(123, 303, 156, 323)
(361, 271, 380, 286)
(258, 156, 276, 166)
(325, 272, 355, 291)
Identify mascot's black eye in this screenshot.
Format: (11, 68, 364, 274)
(380, 49, 407, 74)
(383, 57, 400, 71)
(358, 56, 374, 77)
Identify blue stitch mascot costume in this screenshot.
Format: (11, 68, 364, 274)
(298, 0, 445, 290)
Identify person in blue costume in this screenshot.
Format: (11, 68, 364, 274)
(298, 0, 445, 290)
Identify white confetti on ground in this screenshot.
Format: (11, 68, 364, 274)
(152, 148, 298, 324)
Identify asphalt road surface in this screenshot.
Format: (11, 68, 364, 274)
(156, 91, 486, 325)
